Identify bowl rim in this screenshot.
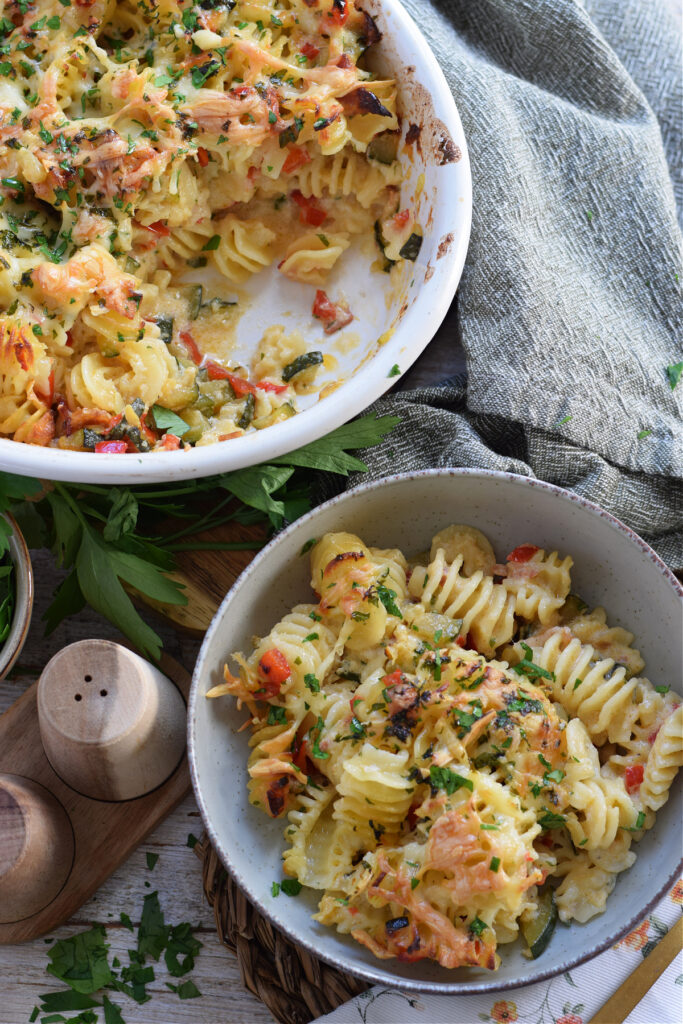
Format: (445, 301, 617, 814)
(0, 513, 34, 680)
(0, 0, 472, 486)
(188, 467, 683, 994)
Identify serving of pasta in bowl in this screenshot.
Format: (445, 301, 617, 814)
(188, 469, 683, 993)
(0, 0, 470, 483)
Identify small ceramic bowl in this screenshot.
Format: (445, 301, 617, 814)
(189, 470, 683, 994)
(0, 514, 34, 680)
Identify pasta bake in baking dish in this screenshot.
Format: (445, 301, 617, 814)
(0, 0, 418, 451)
(209, 524, 682, 970)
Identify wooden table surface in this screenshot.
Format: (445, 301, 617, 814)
(1, 322, 464, 1024)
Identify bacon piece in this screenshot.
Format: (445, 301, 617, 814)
(340, 88, 392, 118)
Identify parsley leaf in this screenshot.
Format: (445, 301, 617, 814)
(137, 891, 169, 961)
(666, 362, 683, 390)
(538, 808, 566, 830)
(376, 583, 402, 618)
(267, 705, 287, 725)
(151, 405, 190, 438)
(46, 926, 113, 994)
(512, 644, 555, 683)
(304, 673, 320, 693)
(429, 765, 473, 795)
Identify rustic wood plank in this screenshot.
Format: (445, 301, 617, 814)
(1, 795, 275, 1024)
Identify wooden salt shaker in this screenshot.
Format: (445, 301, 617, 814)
(37, 639, 187, 802)
(0, 774, 74, 924)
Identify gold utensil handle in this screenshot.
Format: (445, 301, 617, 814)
(588, 917, 683, 1024)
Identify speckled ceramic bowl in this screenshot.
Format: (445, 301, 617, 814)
(189, 469, 683, 994)
(0, 514, 34, 680)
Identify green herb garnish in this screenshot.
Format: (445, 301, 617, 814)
(0, 415, 398, 661)
(469, 916, 487, 937)
(376, 583, 402, 618)
(666, 362, 683, 390)
(429, 765, 473, 795)
(512, 644, 555, 683)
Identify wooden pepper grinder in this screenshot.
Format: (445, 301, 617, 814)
(37, 639, 187, 802)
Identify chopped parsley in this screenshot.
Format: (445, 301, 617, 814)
(267, 705, 287, 725)
(538, 809, 566, 830)
(622, 811, 646, 833)
(429, 765, 473, 795)
(666, 362, 683, 390)
(304, 673, 320, 693)
(512, 644, 555, 683)
(469, 916, 487, 937)
(309, 716, 329, 759)
(376, 583, 402, 618)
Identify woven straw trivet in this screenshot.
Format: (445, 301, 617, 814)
(196, 835, 369, 1024)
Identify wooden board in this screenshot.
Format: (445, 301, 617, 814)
(0, 651, 192, 944)
(143, 520, 267, 635)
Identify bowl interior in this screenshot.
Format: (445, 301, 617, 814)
(0, 0, 471, 485)
(189, 471, 683, 993)
(0, 516, 34, 680)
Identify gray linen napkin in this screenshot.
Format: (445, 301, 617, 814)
(332, 0, 683, 570)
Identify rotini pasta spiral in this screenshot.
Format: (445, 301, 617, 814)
(563, 719, 636, 849)
(513, 631, 668, 746)
(408, 547, 516, 656)
(641, 706, 683, 811)
(503, 549, 573, 624)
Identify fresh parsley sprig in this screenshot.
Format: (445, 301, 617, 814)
(0, 414, 399, 661)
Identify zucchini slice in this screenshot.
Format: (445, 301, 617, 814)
(522, 887, 557, 959)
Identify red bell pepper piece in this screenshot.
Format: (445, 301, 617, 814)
(146, 220, 171, 236)
(95, 440, 128, 454)
(179, 330, 203, 365)
(283, 146, 311, 175)
(257, 648, 292, 696)
(625, 764, 644, 794)
(159, 433, 181, 450)
(291, 189, 326, 227)
(506, 544, 540, 563)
